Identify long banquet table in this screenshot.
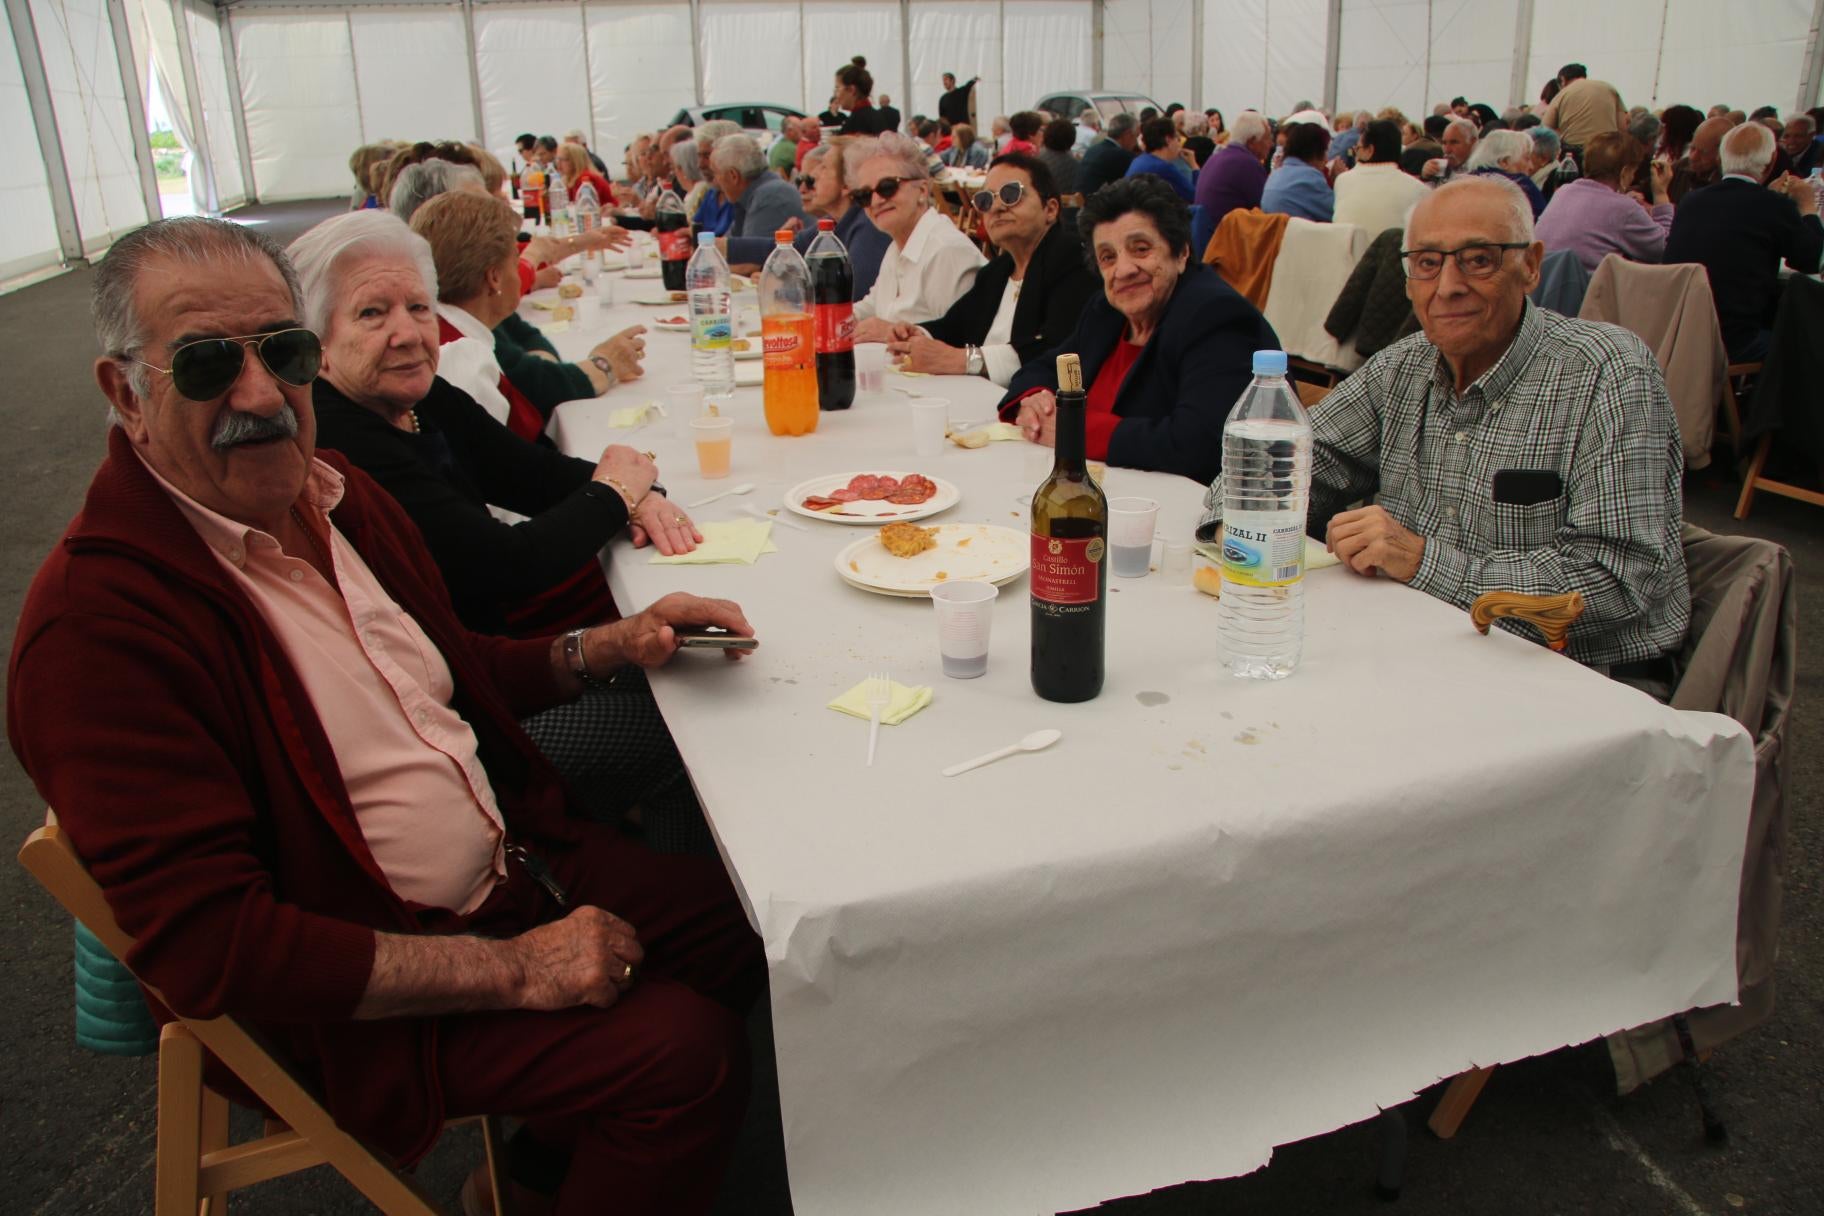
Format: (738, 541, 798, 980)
(523, 265, 1755, 1216)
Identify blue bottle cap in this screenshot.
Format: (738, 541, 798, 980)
(1252, 350, 1288, 376)
(696, 231, 715, 247)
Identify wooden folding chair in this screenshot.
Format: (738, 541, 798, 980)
(19, 822, 505, 1215)
(1293, 380, 1333, 411)
(1718, 361, 1757, 456)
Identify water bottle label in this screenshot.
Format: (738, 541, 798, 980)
(814, 302, 855, 353)
(1220, 514, 1304, 588)
(1031, 534, 1104, 605)
(692, 314, 731, 350)
(658, 229, 691, 261)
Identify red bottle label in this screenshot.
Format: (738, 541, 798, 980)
(814, 302, 855, 353)
(658, 229, 691, 261)
(1030, 534, 1104, 605)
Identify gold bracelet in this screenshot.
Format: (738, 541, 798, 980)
(599, 477, 643, 512)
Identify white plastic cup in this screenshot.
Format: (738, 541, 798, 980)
(910, 398, 950, 457)
(1108, 497, 1160, 578)
(1160, 539, 1191, 578)
(855, 344, 888, 395)
(596, 274, 616, 306)
(575, 294, 600, 327)
(624, 244, 643, 272)
(930, 580, 998, 678)
(667, 383, 705, 441)
(690, 415, 734, 479)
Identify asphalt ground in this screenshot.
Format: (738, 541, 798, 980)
(0, 198, 1816, 1215)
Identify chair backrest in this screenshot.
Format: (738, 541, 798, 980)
(1294, 380, 1333, 410)
(1530, 248, 1592, 317)
(17, 823, 442, 1210)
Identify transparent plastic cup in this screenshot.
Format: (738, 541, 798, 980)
(855, 344, 888, 395)
(910, 398, 949, 456)
(930, 580, 998, 679)
(691, 416, 733, 479)
(667, 383, 704, 441)
(1108, 497, 1160, 577)
(1160, 539, 1191, 578)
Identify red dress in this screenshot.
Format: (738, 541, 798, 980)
(1000, 336, 1142, 462)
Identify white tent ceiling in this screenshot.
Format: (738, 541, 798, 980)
(2, 0, 1822, 283)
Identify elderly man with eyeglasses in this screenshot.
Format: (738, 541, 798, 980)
(1199, 176, 1689, 692)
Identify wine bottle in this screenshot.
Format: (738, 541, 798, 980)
(1030, 353, 1108, 702)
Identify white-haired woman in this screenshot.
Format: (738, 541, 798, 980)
(846, 132, 986, 341)
(1468, 128, 1549, 217)
(287, 207, 720, 855)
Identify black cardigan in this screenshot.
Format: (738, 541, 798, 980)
(997, 262, 1278, 484)
(312, 376, 627, 636)
(922, 222, 1097, 371)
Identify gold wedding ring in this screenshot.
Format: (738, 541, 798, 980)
(640, 450, 656, 460)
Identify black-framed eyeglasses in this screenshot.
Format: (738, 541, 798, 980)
(971, 181, 1030, 213)
(850, 176, 909, 209)
(128, 328, 323, 402)
(1400, 242, 1531, 280)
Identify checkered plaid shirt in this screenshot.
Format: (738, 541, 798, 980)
(1199, 305, 1690, 666)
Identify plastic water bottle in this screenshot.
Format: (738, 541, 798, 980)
(1809, 167, 1823, 214)
(687, 232, 735, 396)
(574, 182, 601, 279)
(547, 173, 571, 238)
(1215, 350, 1313, 679)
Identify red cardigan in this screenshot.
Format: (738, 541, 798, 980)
(7, 430, 585, 1162)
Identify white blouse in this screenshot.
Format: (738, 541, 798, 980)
(853, 206, 986, 325)
(434, 303, 511, 427)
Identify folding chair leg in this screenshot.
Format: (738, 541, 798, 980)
(1735, 435, 1773, 520)
(481, 1116, 508, 1215)
(198, 1087, 231, 1216)
(156, 1024, 205, 1216)
(1427, 1065, 1495, 1139)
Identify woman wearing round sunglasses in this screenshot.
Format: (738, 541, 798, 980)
(846, 133, 987, 341)
(996, 175, 1278, 485)
(291, 209, 716, 852)
(884, 154, 1096, 385)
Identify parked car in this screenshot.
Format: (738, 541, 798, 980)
(1035, 92, 1165, 124)
(666, 103, 807, 136)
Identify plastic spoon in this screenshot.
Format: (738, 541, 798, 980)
(941, 729, 1062, 778)
(687, 482, 754, 508)
(743, 503, 807, 531)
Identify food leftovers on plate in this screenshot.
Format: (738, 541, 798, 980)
(877, 522, 938, 558)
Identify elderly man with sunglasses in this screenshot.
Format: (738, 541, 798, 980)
(8, 217, 766, 1214)
(1198, 176, 1689, 692)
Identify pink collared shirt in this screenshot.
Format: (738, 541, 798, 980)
(141, 453, 507, 914)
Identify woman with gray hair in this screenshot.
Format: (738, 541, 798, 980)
(1467, 128, 1548, 216)
(388, 159, 486, 222)
(846, 131, 986, 339)
(291, 207, 717, 854)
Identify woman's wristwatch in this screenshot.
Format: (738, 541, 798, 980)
(965, 344, 985, 377)
(589, 354, 617, 385)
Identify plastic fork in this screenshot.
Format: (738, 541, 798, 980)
(865, 671, 890, 767)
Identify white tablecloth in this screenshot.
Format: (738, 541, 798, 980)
(526, 274, 1755, 1216)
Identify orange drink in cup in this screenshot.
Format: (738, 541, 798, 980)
(692, 416, 733, 479)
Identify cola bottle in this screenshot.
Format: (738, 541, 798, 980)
(806, 218, 855, 411)
(656, 188, 690, 292)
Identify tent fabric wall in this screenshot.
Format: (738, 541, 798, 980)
(1335, 0, 1430, 119)
(348, 9, 475, 145)
(1654, 0, 1814, 115)
(31, 0, 148, 253)
(0, 11, 63, 278)
(233, 13, 360, 201)
(801, 1, 901, 122)
(1524, 2, 1663, 113)
(1002, 0, 1092, 116)
(1262, 0, 1329, 116)
(473, 4, 589, 159)
(184, 0, 244, 208)
(909, 3, 1001, 132)
(588, 0, 694, 161)
(1426, 0, 1518, 116)
(1203, 0, 1268, 120)
(700, 2, 801, 114)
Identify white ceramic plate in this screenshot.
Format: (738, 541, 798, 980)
(730, 340, 763, 361)
(834, 524, 1027, 597)
(630, 290, 688, 306)
(625, 267, 661, 280)
(785, 471, 961, 524)
(650, 317, 691, 332)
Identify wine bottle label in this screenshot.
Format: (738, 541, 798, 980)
(813, 302, 855, 352)
(1031, 534, 1104, 605)
(658, 229, 692, 261)
(1220, 514, 1305, 588)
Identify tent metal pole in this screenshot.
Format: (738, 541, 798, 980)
(1321, 0, 1340, 114)
(219, 9, 257, 202)
(4, 0, 84, 261)
(579, 2, 598, 149)
(689, 0, 704, 106)
(172, 0, 221, 216)
(1799, 0, 1824, 112)
(107, 0, 162, 222)
(461, 0, 486, 145)
(1507, 0, 1536, 111)
(343, 11, 366, 143)
(1191, 0, 1204, 111)
(1091, 0, 1103, 92)
(899, 0, 911, 118)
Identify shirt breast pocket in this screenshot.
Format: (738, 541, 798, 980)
(1489, 496, 1566, 552)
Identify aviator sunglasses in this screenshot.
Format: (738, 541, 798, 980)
(129, 328, 324, 402)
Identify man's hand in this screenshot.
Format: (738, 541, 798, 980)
(1771, 172, 1820, 216)
(1015, 389, 1058, 448)
(889, 332, 968, 375)
(509, 907, 643, 1011)
(1648, 158, 1673, 202)
(1325, 505, 1426, 581)
(586, 592, 756, 670)
(629, 493, 702, 555)
(853, 316, 899, 344)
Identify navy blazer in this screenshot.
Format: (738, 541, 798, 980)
(997, 262, 1278, 484)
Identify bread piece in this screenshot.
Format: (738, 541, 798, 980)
(878, 522, 938, 558)
(550, 304, 575, 323)
(1192, 565, 1222, 598)
(557, 282, 583, 299)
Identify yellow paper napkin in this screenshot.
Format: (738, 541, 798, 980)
(541, 319, 571, 335)
(648, 518, 774, 565)
(828, 679, 933, 725)
(606, 402, 661, 427)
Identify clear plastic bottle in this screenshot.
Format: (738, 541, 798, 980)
(1809, 167, 1824, 214)
(546, 173, 571, 238)
(759, 230, 819, 436)
(573, 182, 601, 279)
(687, 232, 735, 396)
(1215, 350, 1313, 679)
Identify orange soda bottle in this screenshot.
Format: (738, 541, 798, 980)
(760, 229, 819, 436)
